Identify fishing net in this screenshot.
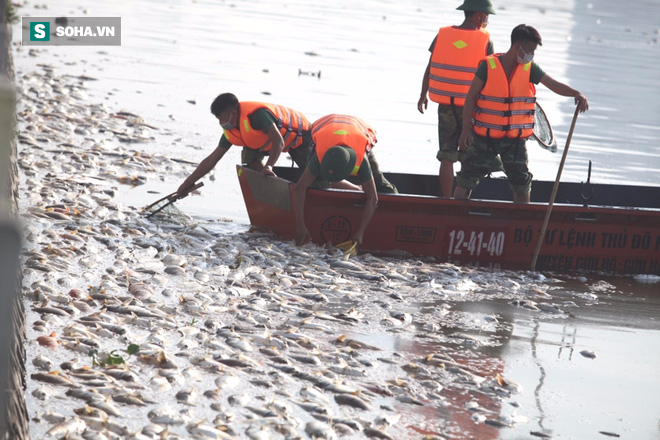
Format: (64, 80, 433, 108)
(143, 182, 203, 227)
(144, 196, 195, 227)
(533, 102, 558, 153)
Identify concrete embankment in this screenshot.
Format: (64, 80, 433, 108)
(0, 1, 30, 438)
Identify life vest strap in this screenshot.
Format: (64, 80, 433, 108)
(477, 94, 537, 104)
(429, 88, 468, 100)
(430, 61, 477, 74)
(474, 119, 535, 131)
(475, 107, 535, 117)
(429, 73, 473, 86)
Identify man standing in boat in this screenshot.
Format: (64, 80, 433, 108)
(294, 114, 396, 246)
(177, 93, 314, 195)
(418, 0, 496, 198)
(455, 24, 589, 202)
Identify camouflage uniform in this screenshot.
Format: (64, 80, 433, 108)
(436, 104, 464, 163)
(456, 135, 533, 196)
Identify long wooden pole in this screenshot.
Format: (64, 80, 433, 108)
(531, 106, 581, 271)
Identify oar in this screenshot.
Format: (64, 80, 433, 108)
(531, 106, 581, 271)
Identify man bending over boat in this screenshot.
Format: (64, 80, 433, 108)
(454, 24, 589, 202)
(177, 93, 317, 195)
(294, 114, 397, 245)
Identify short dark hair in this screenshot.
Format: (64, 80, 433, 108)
(210, 93, 239, 117)
(511, 24, 542, 46)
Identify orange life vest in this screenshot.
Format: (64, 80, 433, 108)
(312, 114, 375, 176)
(473, 55, 536, 139)
(429, 26, 490, 106)
(222, 102, 309, 152)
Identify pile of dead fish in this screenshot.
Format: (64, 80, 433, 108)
(17, 66, 572, 439)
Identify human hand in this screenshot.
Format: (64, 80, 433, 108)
(575, 93, 589, 113)
(261, 165, 276, 177)
(458, 129, 472, 151)
(417, 95, 428, 114)
(295, 226, 311, 245)
(177, 181, 194, 198)
(352, 232, 364, 246)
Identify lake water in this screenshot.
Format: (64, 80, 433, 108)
(13, 0, 660, 439)
(14, 0, 660, 223)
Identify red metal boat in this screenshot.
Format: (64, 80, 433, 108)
(237, 165, 660, 275)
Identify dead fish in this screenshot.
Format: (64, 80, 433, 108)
(334, 334, 381, 351)
(31, 386, 51, 400)
(537, 303, 564, 314)
(294, 401, 329, 415)
(484, 418, 513, 428)
(363, 427, 395, 440)
(215, 374, 241, 389)
(31, 372, 79, 388)
(162, 253, 187, 266)
(73, 405, 109, 422)
(530, 430, 553, 438)
(334, 393, 372, 410)
(164, 265, 186, 276)
(176, 388, 198, 405)
(128, 282, 154, 300)
(102, 368, 138, 382)
(289, 353, 322, 365)
(147, 407, 187, 425)
(45, 416, 86, 437)
(186, 421, 233, 439)
(395, 394, 426, 405)
(305, 421, 337, 440)
(225, 336, 254, 352)
(227, 393, 250, 407)
(32, 354, 55, 370)
(106, 304, 166, 319)
(87, 397, 121, 417)
(494, 373, 523, 394)
(33, 306, 71, 317)
(113, 392, 151, 406)
(580, 350, 596, 359)
(598, 432, 621, 438)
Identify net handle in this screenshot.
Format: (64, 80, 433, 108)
(145, 181, 204, 218)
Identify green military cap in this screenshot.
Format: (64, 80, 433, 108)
(320, 146, 356, 182)
(457, 0, 496, 15)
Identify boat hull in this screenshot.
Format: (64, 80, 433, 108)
(237, 166, 660, 275)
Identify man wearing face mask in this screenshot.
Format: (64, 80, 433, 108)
(454, 24, 589, 202)
(177, 93, 317, 196)
(417, 0, 496, 198)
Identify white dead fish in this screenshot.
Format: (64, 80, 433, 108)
(45, 416, 86, 437)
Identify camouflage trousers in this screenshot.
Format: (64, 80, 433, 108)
(456, 135, 533, 196)
(436, 105, 503, 172)
(436, 104, 463, 163)
(242, 145, 331, 189)
(367, 151, 398, 194)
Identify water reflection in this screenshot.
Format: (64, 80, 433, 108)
(530, 320, 548, 433)
(338, 274, 660, 439)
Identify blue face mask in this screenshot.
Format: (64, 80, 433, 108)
(517, 46, 534, 64)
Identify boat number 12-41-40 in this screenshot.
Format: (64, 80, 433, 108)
(448, 229, 506, 257)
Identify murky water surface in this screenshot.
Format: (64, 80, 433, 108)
(14, 0, 660, 439)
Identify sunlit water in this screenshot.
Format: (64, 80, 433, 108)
(14, 0, 660, 223)
(13, 1, 660, 439)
